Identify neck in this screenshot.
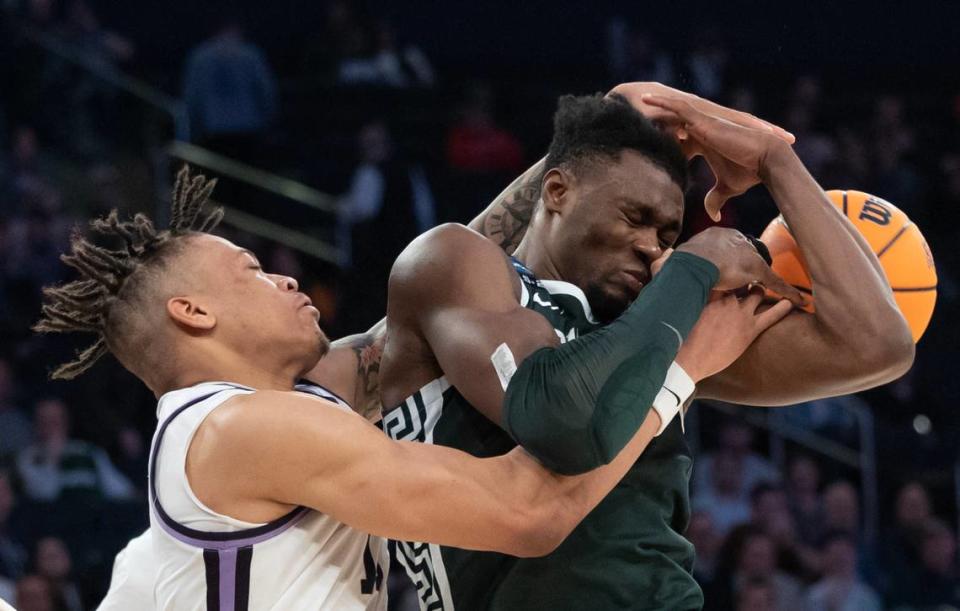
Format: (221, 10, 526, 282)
(512, 230, 562, 282)
(157, 351, 301, 398)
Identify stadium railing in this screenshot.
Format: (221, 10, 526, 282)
(13, 17, 344, 266)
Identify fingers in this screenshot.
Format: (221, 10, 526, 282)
(641, 94, 702, 125)
(753, 299, 794, 332)
(756, 264, 807, 308)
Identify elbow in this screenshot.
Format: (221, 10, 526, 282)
(847, 311, 915, 385)
(507, 504, 578, 558)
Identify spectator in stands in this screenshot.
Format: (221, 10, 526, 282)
(888, 518, 960, 608)
(821, 481, 859, 535)
(881, 480, 934, 581)
(444, 81, 525, 220)
(338, 120, 436, 330)
(337, 18, 435, 88)
(446, 82, 524, 175)
(684, 29, 728, 99)
(692, 451, 752, 538)
(709, 526, 804, 611)
(0, 358, 32, 459)
(0, 470, 28, 581)
(803, 531, 881, 611)
(693, 421, 779, 503)
(687, 510, 722, 589)
(182, 16, 277, 162)
(786, 455, 825, 546)
(33, 537, 81, 611)
(16, 397, 134, 502)
(605, 21, 676, 86)
(735, 577, 775, 611)
(60, 0, 135, 157)
(14, 574, 55, 611)
(750, 483, 819, 580)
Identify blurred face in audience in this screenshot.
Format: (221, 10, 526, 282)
(921, 524, 957, 575)
(720, 423, 753, 456)
(823, 482, 859, 530)
(36, 537, 72, 580)
(738, 533, 775, 578)
(822, 537, 857, 579)
(34, 399, 69, 444)
(16, 575, 54, 611)
(0, 359, 12, 404)
(788, 456, 819, 496)
(896, 482, 932, 529)
(0, 472, 13, 522)
(735, 581, 775, 611)
(686, 511, 719, 556)
(713, 452, 743, 495)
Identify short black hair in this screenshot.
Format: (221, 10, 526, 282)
(543, 93, 688, 190)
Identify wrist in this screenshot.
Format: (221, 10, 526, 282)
(674, 351, 705, 383)
(758, 138, 797, 183)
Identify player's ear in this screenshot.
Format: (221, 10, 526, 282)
(167, 296, 216, 331)
(541, 168, 574, 215)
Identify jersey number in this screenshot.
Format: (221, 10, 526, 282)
(360, 536, 384, 595)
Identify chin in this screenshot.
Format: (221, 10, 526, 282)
(584, 284, 630, 324)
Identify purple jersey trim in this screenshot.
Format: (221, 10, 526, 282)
(149, 384, 310, 548)
(219, 547, 237, 611)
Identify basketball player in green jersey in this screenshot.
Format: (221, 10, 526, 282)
(379, 90, 914, 609)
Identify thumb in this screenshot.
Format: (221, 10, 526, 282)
(758, 265, 807, 308)
(704, 183, 732, 222)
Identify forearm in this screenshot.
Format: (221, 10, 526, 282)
(468, 158, 544, 254)
(763, 144, 911, 357)
(305, 318, 386, 421)
(503, 253, 716, 474)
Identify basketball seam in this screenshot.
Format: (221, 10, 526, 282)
(842, 191, 848, 217)
(891, 286, 937, 292)
(876, 222, 913, 259)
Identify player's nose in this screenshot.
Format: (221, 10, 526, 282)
(270, 274, 299, 292)
(631, 230, 662, 263)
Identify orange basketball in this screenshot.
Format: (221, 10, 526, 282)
(759, 190, 937, 343)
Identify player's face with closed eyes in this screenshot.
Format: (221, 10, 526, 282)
(185, 235, 329, 372)
(552, 151, 683, 322)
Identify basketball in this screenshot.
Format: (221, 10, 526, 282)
(759, 190, 937, 342)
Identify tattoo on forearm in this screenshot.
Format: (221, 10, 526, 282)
(477, 160, 544, 255)
(348, 332, 385, 421)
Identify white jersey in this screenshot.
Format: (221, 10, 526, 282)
(149, 381, 389, 611)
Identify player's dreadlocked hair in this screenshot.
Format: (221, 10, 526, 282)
(33, 166, 224, 380)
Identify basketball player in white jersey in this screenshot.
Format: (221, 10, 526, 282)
(38, 166, 783, 610)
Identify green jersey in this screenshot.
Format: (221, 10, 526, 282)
(383, 259, 702, 610)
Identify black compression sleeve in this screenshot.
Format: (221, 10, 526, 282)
(502, 252, 717, 474)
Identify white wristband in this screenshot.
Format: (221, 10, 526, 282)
(651, 362, 696, 436)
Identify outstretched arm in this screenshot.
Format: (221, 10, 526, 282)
(192, 389, 659, 557)
(640, 96, 914, 406)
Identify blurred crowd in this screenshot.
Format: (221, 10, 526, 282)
(1, 1, 959, 609)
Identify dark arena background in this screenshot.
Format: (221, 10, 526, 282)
(2, 0, 960, 609)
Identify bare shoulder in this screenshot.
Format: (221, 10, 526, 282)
(198, 390, 356, 450)
(390, 223, 518, 305)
